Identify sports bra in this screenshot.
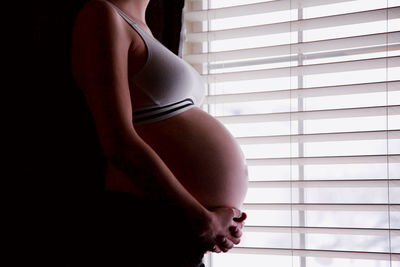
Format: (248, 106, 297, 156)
(101, 0, 206, 125)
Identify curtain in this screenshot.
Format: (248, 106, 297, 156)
(182, 0, 400, 266)
(147, 0, 186, 56)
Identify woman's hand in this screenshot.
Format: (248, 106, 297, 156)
(212, 211, 247, 253)
(199, 207, 247, 253)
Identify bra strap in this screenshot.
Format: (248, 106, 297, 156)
(100, 0, 144, 35)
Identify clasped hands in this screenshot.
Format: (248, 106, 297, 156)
(202, 207, 247, 253)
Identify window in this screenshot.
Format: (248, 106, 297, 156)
(182, 0, 400, 267)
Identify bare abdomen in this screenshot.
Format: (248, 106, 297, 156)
(136, 108, 247, 207)
(106, 107, 249, 209)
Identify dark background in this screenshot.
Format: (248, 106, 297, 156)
(9, 0, 184, 264)
(27, 0, 185, 199)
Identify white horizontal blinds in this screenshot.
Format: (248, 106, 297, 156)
(182, 0, 400, 267)
(184, 0, 370, 21)
(185, 7, 400, 42)
(185, 32, 400, 63)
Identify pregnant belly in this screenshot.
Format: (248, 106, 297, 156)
(129, 107, 249, 209)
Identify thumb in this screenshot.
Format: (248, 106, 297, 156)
(231, 208, 242, 219)
(233, 211, 247, 222)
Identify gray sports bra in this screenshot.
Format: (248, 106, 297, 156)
(102, 0, 205, 125)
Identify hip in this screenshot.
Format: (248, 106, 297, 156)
(66, 190, 207, 266)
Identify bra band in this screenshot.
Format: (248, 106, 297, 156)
(132, 98, 194, 124)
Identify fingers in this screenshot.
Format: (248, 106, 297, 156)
(211, 230, 242, 254)
(229, 225, 242, 238)
(206, 207, 248, 254)
(216, 235, 234, 252)
(227, 235, 241, 245)
(211, 245, 222, 253)
(230, 212, 246, 239)
(231, 208, 242, 219)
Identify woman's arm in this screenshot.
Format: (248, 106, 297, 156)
(72, 0, 243, 251)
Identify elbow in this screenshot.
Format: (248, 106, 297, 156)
(103, 138, 143, 167)
(99, 137, 125, 163)
(104, 144, 129, 166)
(105, 148, 123, 165)
(98, 128, 146, 167)
(105, 148, 135, 174)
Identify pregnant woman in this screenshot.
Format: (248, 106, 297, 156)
(71, 0, 248, 266)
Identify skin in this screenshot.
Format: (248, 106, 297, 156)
(72, 0, 248, 254)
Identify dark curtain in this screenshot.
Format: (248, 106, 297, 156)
(147, 0, 186, 56)
(12, 0, 185, 264)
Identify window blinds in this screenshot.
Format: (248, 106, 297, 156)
(182, 0, 399, 267)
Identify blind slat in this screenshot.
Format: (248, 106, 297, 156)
(206, 81, 400, 104)
(248, 179, 400, 188)
(244, 226, 400, 235)
(186, 7, 399, 42)
(184, 32, 400, 63)
(242, 203, 400, 211)
(229, 248, 400, 261)
(185, 0, 356, 21)
(236, 130, 400, 144)
(246, 154, 400, 166)
(204, 56, 400, 83)
(217, 105, 400, 124)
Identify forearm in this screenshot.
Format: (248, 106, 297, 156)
(108, 137, 211, 232)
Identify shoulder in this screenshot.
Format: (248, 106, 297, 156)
(77, 0, 116, 21)
(74, 0, 128, 37)
(71, 0, 133, 85)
